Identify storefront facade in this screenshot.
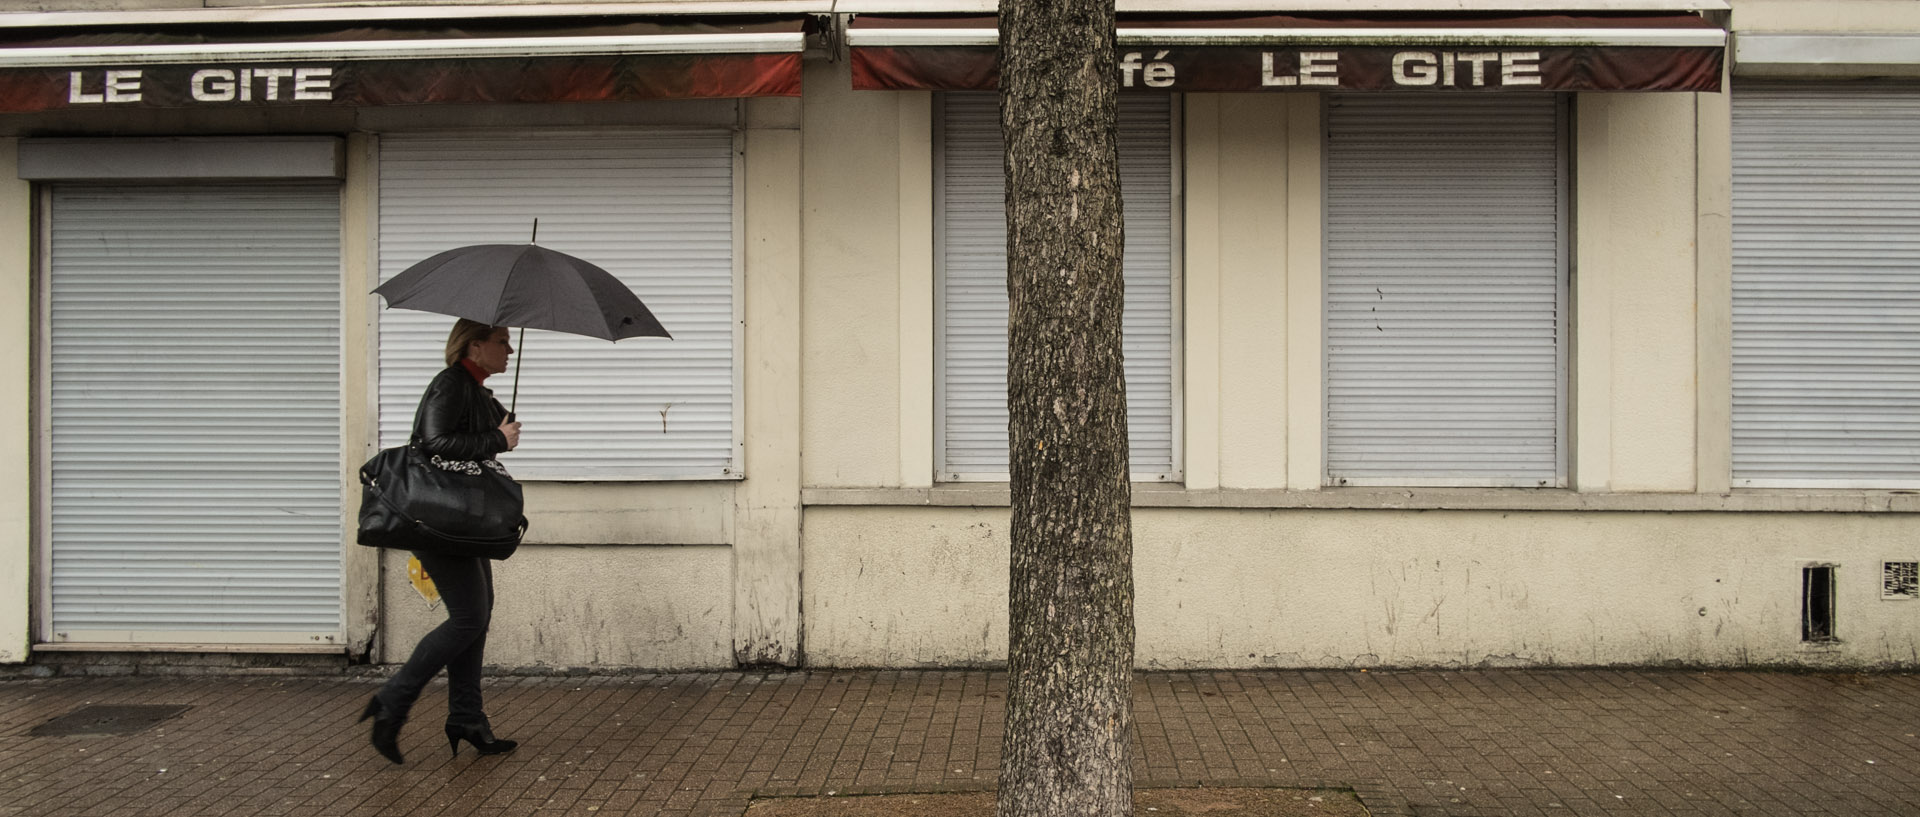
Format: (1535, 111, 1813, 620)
(0, 0, 1916, 672)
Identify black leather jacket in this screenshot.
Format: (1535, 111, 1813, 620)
(410, 365, 510, 461)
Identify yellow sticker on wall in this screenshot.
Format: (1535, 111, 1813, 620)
(408, 556, 441, 608)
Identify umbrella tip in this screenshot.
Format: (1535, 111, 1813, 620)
(530, 218, 539, 244)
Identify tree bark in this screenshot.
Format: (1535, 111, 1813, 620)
(995, 0, 1134, 814)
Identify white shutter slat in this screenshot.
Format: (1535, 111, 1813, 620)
(377, 131, 737, 480)
(1732, 83, 1920, 487)
(1325, 94, 1566, 487)
(937, 93, 1178, 480)
(48, 183, 343, 637)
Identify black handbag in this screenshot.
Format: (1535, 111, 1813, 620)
(356, 445, 527, 560)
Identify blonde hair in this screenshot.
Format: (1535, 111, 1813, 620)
(444, 319, 504, 367)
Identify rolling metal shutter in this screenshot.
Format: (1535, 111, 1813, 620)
(47, 183, 343, 642)
(377, 131, 738, 480)
(1731, 84, 1920, 488)
(1324, 93, 1567, 487)
(937, 93, 1178, 481)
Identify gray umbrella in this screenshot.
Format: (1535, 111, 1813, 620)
(374, 243, 669, 341)
(374, 242, 671, 410)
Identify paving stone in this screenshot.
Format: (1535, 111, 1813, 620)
(1, 670, 1917, 815)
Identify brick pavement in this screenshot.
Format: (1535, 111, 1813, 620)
(1, 669, 1917, 816)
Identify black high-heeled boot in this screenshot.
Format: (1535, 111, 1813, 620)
(360, 696, 406, 765)
(445, 722, 519, 758)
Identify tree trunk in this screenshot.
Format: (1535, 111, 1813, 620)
(995, 0, 1134, 813)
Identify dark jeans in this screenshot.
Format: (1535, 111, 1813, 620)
(377, 552, 494, 727)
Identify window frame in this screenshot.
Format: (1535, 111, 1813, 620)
(1730, 81, 1920, 490)
(371, 128, 747, 482)
(931, 91, 1185, 484)
(1320, 92, 1571, 489)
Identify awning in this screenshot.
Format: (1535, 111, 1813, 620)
(0, 16, 808, 114)
(850, 13, 1725, 92)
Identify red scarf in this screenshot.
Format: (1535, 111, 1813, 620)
(459, 358, 491, 383)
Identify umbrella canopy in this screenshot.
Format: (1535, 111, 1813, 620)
(374, 243, 670, 341)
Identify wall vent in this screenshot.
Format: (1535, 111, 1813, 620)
(1884, 562, 1919, 600)
(1803, 565, 1837, 643)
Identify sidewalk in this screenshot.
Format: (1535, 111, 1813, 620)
(2, 668, 1916, 817)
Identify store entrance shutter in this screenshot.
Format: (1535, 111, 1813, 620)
(1731, 84, 1920, 487)
(1324, 93, 1567, 487)
(47, 183, 343, 644)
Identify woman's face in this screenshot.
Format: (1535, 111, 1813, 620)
(466, 328, 513, 375)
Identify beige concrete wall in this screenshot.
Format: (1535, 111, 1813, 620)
(800, 61, 909, 489)
(1697, 74, 1735, 496)
(1186, 94, 1300, 491)
(380, 545, 733, 669)
(1281, 95, 1325, 490)
(0, 2, 200, 10)
(1575, 93, 1701, 492)
(1730, 0, 1920, 78)
(733, 95, 806, 665)
(804, 507, 1008, 667)
(342, 133, 379, 657)
(1732, 0, 1920, 32)
(806, 506, 1920, 669)
(0, 139, 28, 663)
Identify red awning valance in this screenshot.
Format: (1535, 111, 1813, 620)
(0, 16, 807, 113)
(850, 13, 1724, 92)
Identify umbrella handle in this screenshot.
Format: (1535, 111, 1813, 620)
(514, 215, 532, 415)
(511, 222, 530, 419)
(510, 326, 523, 417)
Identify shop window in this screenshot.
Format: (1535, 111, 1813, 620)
(935, 92, 1180, 482)
(1731, 83, 1920, 489)
(1323, 93, 1569, 488)
(376, 131, 739, 480)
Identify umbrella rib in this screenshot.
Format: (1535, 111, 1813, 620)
(495, 245, 532, 329)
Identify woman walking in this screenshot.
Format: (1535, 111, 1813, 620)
(362, 319, 524, 764)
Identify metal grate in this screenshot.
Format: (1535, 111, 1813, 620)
(1885, 562, 1919, 600)
(30, 705, 190, 737)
